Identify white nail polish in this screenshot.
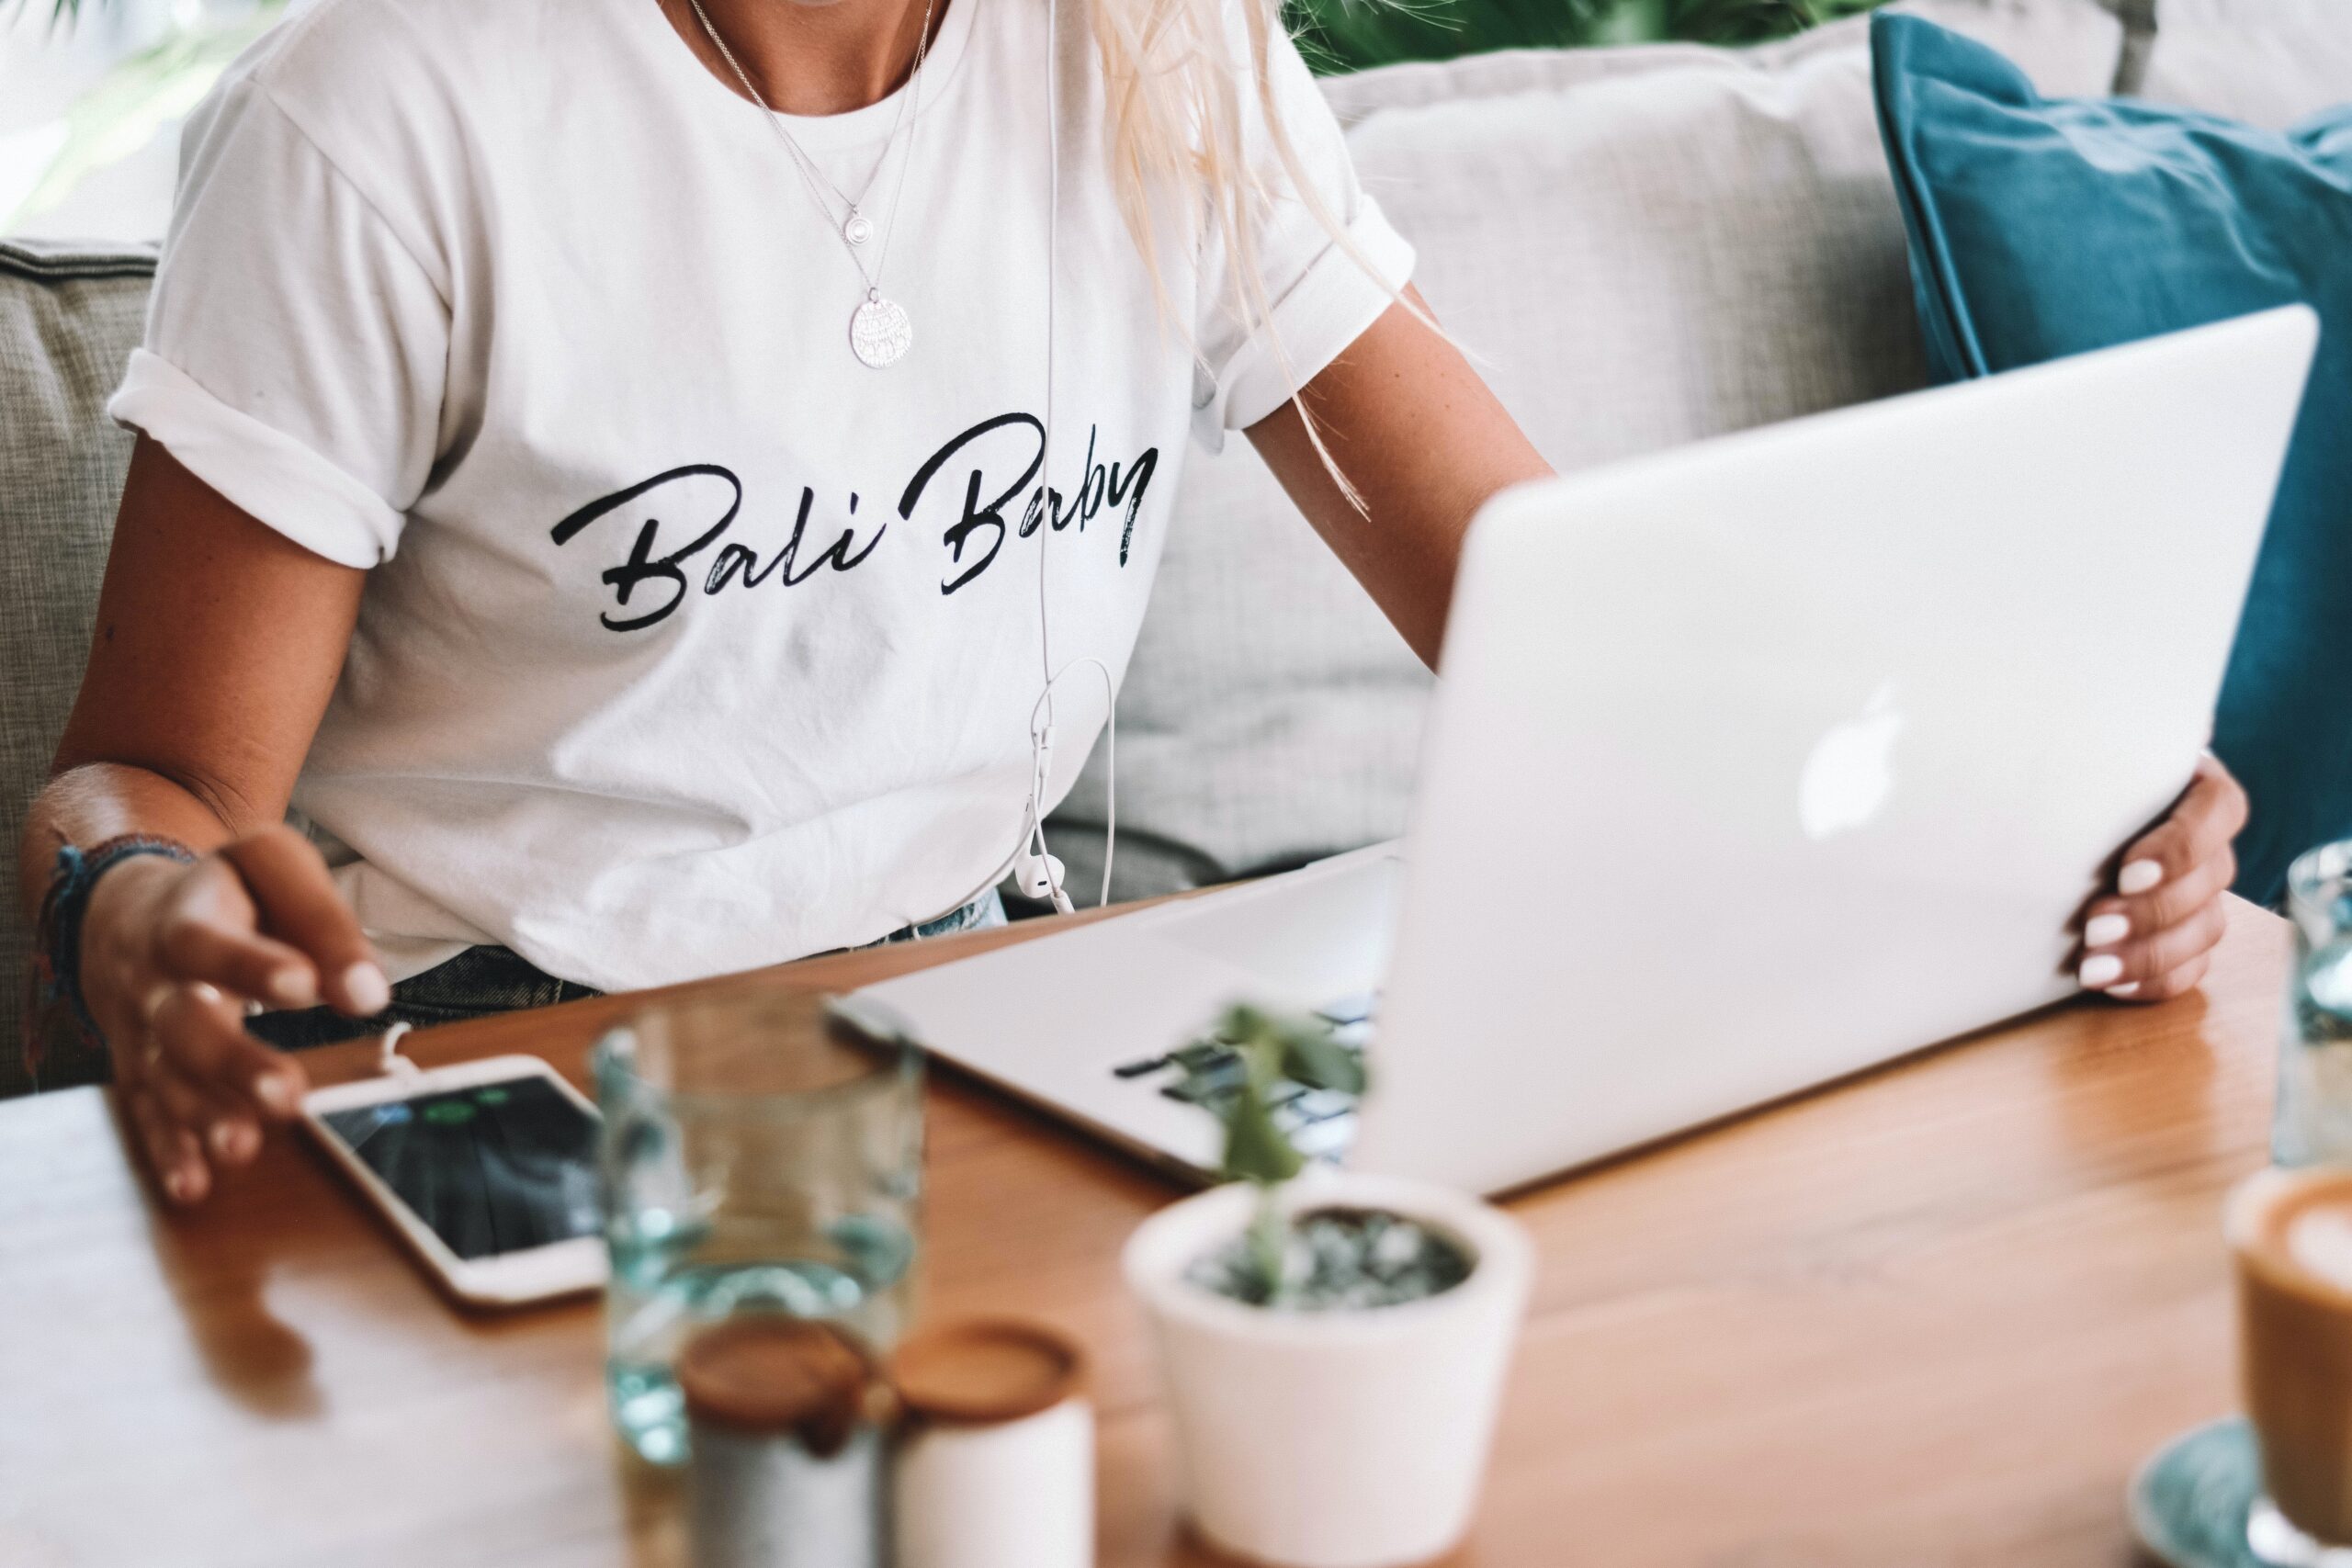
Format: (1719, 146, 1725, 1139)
(2084, 913, 2132, 949)
(343, 962, 392, 1016)
(2119, 860, 2165, 897)
(2080, 954, 2125, 988)
(2109, 982, 2142, 998)
(254, 1075, 298, 1115)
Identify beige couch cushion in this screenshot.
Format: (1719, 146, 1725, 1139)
(1048, 0, 2142, 901)
(0, 242, 154, 1094)
(2137, 0, 2352, 128)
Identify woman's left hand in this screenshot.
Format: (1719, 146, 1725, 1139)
(2077, 752, 2249, 1003)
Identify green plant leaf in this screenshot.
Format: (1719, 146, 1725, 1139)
(1170, 1003, 1361, 1188)
(1219, 1074, 1306, 1188)
(1280, 1024, 1366, 1096)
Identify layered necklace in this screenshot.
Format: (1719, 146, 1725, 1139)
(684, 0, 939, 368)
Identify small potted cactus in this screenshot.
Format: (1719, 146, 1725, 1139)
(1122, 1006, 1532, 1568)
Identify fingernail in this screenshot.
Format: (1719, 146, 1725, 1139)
(267, 967, 318, 1009)
(165, 1168, 198, 1203)
(141, 982, 175, 1022)
(254, 1074, 299, 1115)
(342, 962, 391, 1016)
(2084, 913, 2132, 949)
(2080, 954, 2125, 988)
(2119, 860, 2165, 896)
(2109, 982, 2142, 998)
(208, 1122, 241, 1159)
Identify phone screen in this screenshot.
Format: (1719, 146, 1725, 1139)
(319, 1075, 602, 1261)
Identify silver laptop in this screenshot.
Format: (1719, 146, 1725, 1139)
(849, 307, 2317, 1196)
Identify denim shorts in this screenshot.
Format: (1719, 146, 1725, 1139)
(247, 888, 1007, 1051)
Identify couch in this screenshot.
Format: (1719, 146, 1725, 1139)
(1043, 0, 2352, 901)
(5, 0, 2347, 1096)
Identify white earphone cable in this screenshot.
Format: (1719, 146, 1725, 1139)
(924, 0, 1117, 929)
(1024, 0, 1117, 915)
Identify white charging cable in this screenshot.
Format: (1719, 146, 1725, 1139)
(377, 1020, 420, 1080)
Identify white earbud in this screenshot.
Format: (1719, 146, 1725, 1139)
(1013, 849, 1069, 905)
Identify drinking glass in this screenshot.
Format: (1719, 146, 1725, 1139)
(595, 990, 923, 1466)
(2278, 840, 2352, 1166)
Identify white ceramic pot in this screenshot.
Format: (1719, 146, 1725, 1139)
(1122, 1170, 1532, 1568)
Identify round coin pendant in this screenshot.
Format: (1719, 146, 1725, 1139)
(849, 292, 912, 368)
(843, 210, 873, 246)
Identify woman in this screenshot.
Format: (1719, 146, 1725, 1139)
(19, 0, 2245, 1206)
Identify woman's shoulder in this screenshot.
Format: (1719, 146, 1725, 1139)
(232, 0, 490, 104)
(208, 0, 556, 181)
(183, 0, 592, 255)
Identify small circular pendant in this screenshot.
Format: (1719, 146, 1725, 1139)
(843, 210, 873, 246)
(850, 293, 911, 368)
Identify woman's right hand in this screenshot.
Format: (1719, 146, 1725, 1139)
(77, 824, 390, 1205)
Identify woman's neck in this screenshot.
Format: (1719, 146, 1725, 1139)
(659, 0, 941, 117)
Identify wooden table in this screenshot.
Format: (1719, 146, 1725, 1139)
(0, 896, 2291, 1568)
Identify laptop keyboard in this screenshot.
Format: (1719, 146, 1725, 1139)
(1110, 993, 1378, 1163)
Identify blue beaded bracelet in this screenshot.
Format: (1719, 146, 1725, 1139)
(29, 836, 198, 1064)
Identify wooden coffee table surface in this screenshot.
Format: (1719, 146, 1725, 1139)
(0, 896, 2290, 1568)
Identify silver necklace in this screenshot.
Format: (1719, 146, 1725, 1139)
(684, 0, 937, 367)
(696, 0, 931, 251)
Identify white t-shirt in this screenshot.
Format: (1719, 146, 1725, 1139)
(109, 0, 1412, 991)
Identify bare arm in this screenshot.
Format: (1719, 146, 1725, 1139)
(30, 437, 359, 863)
(1245, 288, 1553, 667)
(23, 436, 382, 1201)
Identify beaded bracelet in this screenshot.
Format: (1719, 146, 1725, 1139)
(27, 835, 198, 1077)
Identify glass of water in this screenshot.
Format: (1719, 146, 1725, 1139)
(2278, 839, 2352, 1166)
(594, 990, 923, 1466)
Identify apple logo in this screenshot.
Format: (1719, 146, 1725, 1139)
(1799, 682, 1905, 841)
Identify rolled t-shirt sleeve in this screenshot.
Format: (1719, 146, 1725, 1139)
(1192, 18, 1415, 445)
(109, 74, 448, 569)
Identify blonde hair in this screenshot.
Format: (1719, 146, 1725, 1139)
(1084, 0, 1403, 502)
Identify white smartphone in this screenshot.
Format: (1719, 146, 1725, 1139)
(301, 1054, 608, 1308)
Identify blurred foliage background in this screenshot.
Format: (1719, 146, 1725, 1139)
(1289, 0, 1888, 73)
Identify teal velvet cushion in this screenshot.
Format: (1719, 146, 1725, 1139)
(1871, 13, 2352, 905)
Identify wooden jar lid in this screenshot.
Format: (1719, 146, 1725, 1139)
(676, 1317, 870, 1452)
(886, 1319, 1085, 1426)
